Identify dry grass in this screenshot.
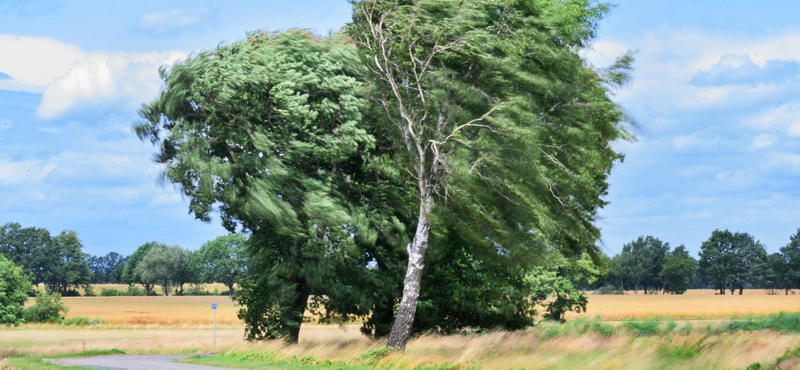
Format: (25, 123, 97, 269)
(573, 289, 800, 321)
(6, 290, 800, 369)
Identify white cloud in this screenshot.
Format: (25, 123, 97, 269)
(140, 8, 211, 33)
(744, 103, 800, 137)
(37, 51, 185, 119)
(0, 157, 57, 185)
(749, 134, 777, 150)
(0, 35, 84, 92)
(0, 34, 186, 119)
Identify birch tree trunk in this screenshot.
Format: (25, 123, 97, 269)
(386, 191, 433, 350)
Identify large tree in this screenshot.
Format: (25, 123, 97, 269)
(699, 229, 766, 295)
(781, 228, 800, 291)
(136, 30, 390, 343)
(659, 245, 695, 294)
(42, 230, 92, 294)
(135, 244, 194, 296)
(348, 0, 630, 349)
(0, 222, 55, 285)
(192, 234, 248, 293)
(88, 252, 127, 284)
(616, 236, 669, 294)
(123, 242, 159, 295)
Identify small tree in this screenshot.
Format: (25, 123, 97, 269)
(529, 252, 604, 322)
(0, 255, 32, 325)
(43, 230, 92, 294)
(23, 292, 69, 323)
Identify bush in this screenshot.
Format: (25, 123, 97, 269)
(184, 286, 212, 296)
(62, 316, 105, 326)
(100, 288, 123, 296)
(83, 285, 96, 297)
(594, 285, 623, 295)
(23, 292, 69, 323)
(624, 319, 662, 336)
(0, 255, 32, 325)
(125, 284, 144, 296)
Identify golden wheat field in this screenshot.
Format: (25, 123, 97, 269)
(574, 289, 800, 321)
(44, 288, 800, 326)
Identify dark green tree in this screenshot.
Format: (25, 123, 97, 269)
(699, 230, 766, 295)
(781, 228, 800, 291)
(123, 242, 159, 295)
(735, 233, 768, 294)
(348, 0, 631, 349)
(191, 234, 248, 293)
(0, 254, 32, 325)
(136, 30, 388, 343)
(89, 252, 127, 284)
(42, 230, 92, 294)
(0, 222, 55, 285)
(617, 236, 668, 294)
(659, 245, 695, 294)
(767, 252, 790, 294)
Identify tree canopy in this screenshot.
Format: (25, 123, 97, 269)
(137, 30, 399, 343)
(348, 0, 631, 348)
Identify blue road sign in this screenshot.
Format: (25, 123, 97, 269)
(211, 303, 217, 310)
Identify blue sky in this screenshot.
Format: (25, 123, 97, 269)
(1, 1, 798, 257)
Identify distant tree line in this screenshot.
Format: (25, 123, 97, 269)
(0, 221, 248, 296)
(601, 228, 800, 295)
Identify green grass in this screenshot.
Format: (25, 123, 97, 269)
(182, 349, 376, 370)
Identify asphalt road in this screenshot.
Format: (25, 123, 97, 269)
(46, 355, 241, 370)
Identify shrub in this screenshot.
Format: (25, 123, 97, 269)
(0, 255, 32, 325)
(125, 284, 144, 296)
(83, 285, 96, 297)
(100, 288, 122, 296)
(23, 292, 69, 323)
(624, 319, 662, 336)
(594, 285, 623, 295)
(184, 286, 212, 296)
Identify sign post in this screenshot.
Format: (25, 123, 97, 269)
(211, 302, 218, 347)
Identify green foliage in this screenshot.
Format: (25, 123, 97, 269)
(724, 312, 800, 333)
(23, 291, 68, 323)
(660, 245, 696, 294)
(623, 319, 665, 336)
(88, 252, 127, 284)
(42, 230, 92, 294)
(0, 254, 32, 325)
(413, 228, 535, 334)
(349, 0, 632, 346)
(133, 243, 194, 296)
(536, 317, 616, 338)
(528, 252, 603, 322)
(594, 284, 623, 295)
(191, 234, 248, 292)
(780, 228, 800, 290)
(699, 230, 768, 294)
(138, 29, 394, 342)
(122, 242, 158, 294)
(0, 222, 54, 285)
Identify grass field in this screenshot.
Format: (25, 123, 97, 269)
(5, 289, 800, 370)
